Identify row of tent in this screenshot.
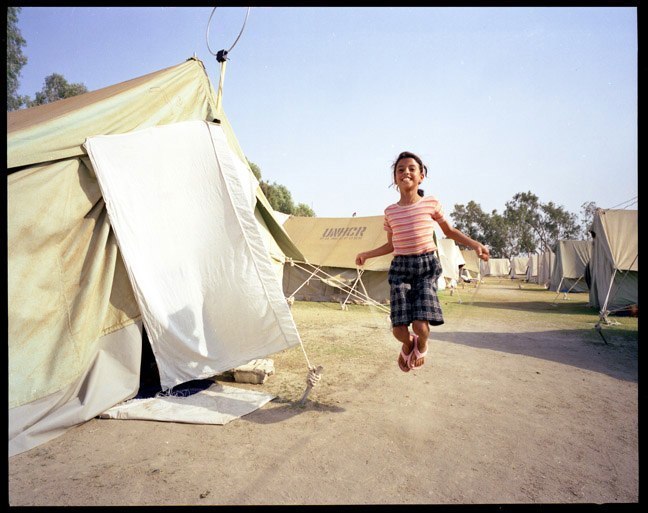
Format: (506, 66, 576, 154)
(483, 243, 593, 293)
(478, 209, 638, 316)
(7, 57, 637, 458)
(282, 209, 638, 320)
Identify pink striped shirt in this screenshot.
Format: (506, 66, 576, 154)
(384, 196, 445, 255)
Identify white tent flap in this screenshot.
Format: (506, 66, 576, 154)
(84, 120, 301, 390)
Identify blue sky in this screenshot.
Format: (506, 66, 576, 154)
(14, 6, 637, 221)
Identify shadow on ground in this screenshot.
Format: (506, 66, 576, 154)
(436, 328, 637, 383)
(241, 398, 345, 425)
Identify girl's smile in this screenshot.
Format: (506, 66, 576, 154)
(395, 157, 423, 189)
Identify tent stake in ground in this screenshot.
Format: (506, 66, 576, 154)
(299, 365, 324, 406)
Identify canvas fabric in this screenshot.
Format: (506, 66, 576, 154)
(480, 258, 511, 277)
(526, 254, 539, 283)
(437, 238, 466, 283)
(509, 256, 528, 278)
(283, 215, 393, 271)
(282, 215, 393, 303)
(84, 120, 302, 389)
(460, 249, 482, 280)
(537, 249, 555, 288)
(588, 209, 638, 311)
(8, 156, 141, 409)
(549, 240, 592, 293)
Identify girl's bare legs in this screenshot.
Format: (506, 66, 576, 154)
(393, 325, 415, 368)
(411, 319, 430, 367)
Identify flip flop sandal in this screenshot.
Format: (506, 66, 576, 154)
(398, 345, 412, 372)
(398, 333, 418, 372)
(409, 334, 427, 370)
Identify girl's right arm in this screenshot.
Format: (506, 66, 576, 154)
(355, 232, 394, 266)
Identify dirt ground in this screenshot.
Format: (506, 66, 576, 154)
(8, 278, 638, 506)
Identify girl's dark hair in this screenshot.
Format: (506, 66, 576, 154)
(392, 151, 427, 197)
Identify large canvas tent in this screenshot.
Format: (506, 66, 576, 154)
(549, 240, 592, 294)
(281, 215, 392, 304)
(8, 57, 306, 457)
(587, 209, 638, 316)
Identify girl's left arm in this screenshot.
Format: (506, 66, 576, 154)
(437, 219, 490, 261)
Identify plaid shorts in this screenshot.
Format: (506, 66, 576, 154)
(388, 251, 444, 327)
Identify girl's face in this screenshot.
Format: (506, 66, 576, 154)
(394, 157, 424, 190)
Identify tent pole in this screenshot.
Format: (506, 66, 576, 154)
(341, 269, 363, 309)
(599, 268, 618, 324)
(551, 277, 565, 304)
(287, 263, 322, 299)
(562, 275, 584, 299)
(291, 261, 390, 314)
(215, 60, 227, 113)
(357, 271, 372, 306)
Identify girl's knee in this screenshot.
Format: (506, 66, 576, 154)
(412, 320, 430, 337)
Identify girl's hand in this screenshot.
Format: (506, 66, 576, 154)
(355, 252, 367, 266)
(476, 243, 490, 261)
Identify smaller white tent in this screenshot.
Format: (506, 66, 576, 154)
(509, 256, 529, 279)
(537, 249, 555, 289)
(525, 254, 539, 283)
(480, 258, 511, 277)
(437, 238, 466, 289)
(549, 240, 592, 294)
(460, 248, 482, 282)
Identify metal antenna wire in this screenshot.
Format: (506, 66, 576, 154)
(206, 7, 251, 58)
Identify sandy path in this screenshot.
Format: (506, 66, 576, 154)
(8, 279, 638, 505)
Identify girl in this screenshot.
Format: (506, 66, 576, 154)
(355, 151, 489, 372)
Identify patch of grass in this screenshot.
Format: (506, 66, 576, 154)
(290, 279, 638, 338)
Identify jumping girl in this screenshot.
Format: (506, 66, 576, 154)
(355, 151, 489, 372)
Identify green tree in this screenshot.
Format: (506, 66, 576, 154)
(29, 73, 88, 106)
(261, 182, 295, 214)
(503, 192, 542, 256)
(294, 203, 315, 217)
(7, 6, 29, 111)
(503, 191, 580, 255)
(451, 191, 584, 258)
(480, 211, 510, 259)
(250, 158, 315, 216)
(450, 200, 489, 242)
(537, 201, 580, 250)
(450, 201, 509, 258)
